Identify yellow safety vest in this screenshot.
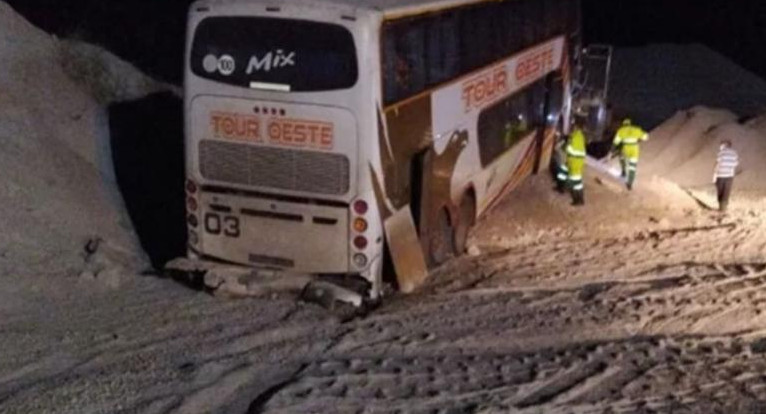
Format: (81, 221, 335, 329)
(566, 128, 586, 180)
(614, 125, 648, 160)
(566, 128, 587, 159)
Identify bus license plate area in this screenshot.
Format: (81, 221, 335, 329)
(198, 192, 349, 273)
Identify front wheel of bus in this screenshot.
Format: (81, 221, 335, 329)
(428, 207, 455, 267)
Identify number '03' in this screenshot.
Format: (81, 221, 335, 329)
(204, 213, 241, 238)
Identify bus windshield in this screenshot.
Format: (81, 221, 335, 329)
(190, 17, 358, 91)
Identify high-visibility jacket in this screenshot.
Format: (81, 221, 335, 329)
(614, 125, 648, 161)
(566, 128, 587, 180)
(554, 138, 569, 182)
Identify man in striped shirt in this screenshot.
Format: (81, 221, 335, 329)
(713, 140, 739, 211)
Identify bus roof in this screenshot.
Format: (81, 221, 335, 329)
(344, 0, 499, 19)
(197, 0, 509, 20)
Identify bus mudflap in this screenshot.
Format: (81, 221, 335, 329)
(384, 204, 429, 293)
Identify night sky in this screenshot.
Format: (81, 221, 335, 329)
(6, 0, 766, 83)
(583, 0, 766, 81)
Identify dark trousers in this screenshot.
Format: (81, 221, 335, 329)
(621, 158, 638, 190)
(716, 177, 734, 211)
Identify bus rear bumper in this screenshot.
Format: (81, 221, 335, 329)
(165, 256, 379, 304)
(166, 256, 313, 296)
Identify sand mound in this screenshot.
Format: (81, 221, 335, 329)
(643, 106, 766, 195)
(0, 3, 166, 279)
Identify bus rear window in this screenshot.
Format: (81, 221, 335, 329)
(190, 17, 358, 91)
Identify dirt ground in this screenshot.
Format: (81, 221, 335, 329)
(2, 169, 766, 414)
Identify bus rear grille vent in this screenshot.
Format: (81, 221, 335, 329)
(199, 140, 350, 195)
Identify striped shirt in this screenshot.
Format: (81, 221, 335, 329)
(715, 147, 739, 178)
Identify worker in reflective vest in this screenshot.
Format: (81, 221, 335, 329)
(566, 123, 587, 206)
(554, 135, 569, 194)
(613, 119, 649, 190)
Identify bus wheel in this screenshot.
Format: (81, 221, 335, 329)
(428, 207, 455, 266)
(454, 195, 476, 255)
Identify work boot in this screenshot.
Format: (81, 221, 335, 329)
(627, 171, 636, 190)
(555, 180, 566, 194)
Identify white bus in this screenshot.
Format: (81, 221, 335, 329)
(183, 0, 582, 298)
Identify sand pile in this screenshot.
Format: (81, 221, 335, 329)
(643, 106, 766, 195)
(0, 3, 167, 280)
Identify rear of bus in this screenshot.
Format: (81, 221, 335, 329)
(183, 1, 384, 294)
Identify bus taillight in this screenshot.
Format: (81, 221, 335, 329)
(186, 179, 199, 212)
(185, 179, 199, 246)
(185, 179, 198, 194)
(353, 253, 368, 268)
(353, 236, 368, 250)
(353, 200, 368, 215)
(189, 230, 199, 246)
(186, 196, 198, 212)
(353, 218, 368, 233)
(351, 199, 369, 268)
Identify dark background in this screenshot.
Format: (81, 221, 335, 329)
(582, 0, 766, 82)
(7, 0, 766, 85)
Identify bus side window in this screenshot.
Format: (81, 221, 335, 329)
(528, 82, 547, 128)
(542, 0, 558, 38)
(383, 20, 427, 104)
(478, 90, 533, 167)
(507, 95, 530, 146)
(503, 0, 524, 57)
(553, 0, 569, 36)
(425, 13, 459, 89)
(382, 0, 573, 106)
(382, 31, 398, 103)
(401, 25, 426, 98)
(486, 2, 506, 61)
(548, 76, 565, 120)
(521, 0, 544, 46)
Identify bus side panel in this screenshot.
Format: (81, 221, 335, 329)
(380, 96, 433, 211)
(380, 93, 466, 266)
(477, 134, 539, 214)
(373, 97, 435, 285)
(377, 36, 569, 287)
(537, 125, 558, 175)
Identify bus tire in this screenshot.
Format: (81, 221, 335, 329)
(428, 207, 455, 266)
(454, 194, 476, 255)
